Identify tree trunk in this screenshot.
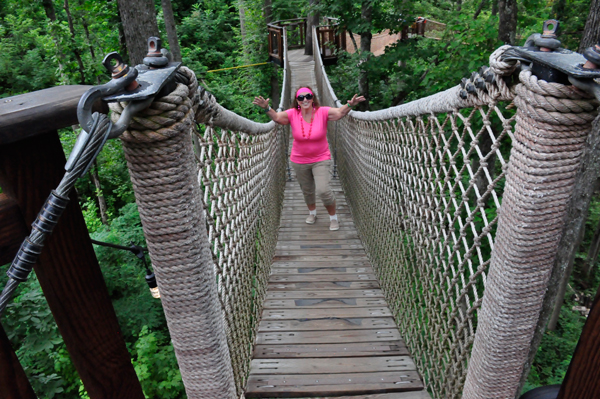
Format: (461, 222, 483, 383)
(161, 0, 182, 62)
(64, 0, 86, 84)
(492, 0, 498, 16)
(547, 222, 586, 331)
(457, 0, 463, 12)
(42, 0, 69, 84)
(358, 0, 372, 111)
(579, 0, 600, 52)
(264, 0, 273, 24)
(497, 0, 517, 44)
(473, 0, 488, 20)
(582, 216, 600, 278)
(115, 5, 128, 63)
(304, 0, 319, 55)
(116, 0, 160, 66)
(90, 161, 108, 225)
(347, 30, 359, 52)
(238, 0, 249, 63)
(77, 0, 101, 84)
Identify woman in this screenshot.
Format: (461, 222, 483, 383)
(253, 87, 365, 231)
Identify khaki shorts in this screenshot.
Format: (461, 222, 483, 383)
(291, 159, 336, 206)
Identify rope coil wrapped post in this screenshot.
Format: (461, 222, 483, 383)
(462, 69, 598, 399)
(109, 67, 237, 399)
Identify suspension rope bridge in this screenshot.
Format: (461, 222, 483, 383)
(1, 18, 600, 399)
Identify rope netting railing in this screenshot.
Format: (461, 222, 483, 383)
(108, 34, 291, 398)
(313, 28, 598, 399)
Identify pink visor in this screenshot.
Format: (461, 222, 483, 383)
(296, 87, 313, 98)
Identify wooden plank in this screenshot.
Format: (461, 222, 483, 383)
(0, 131, 144, 398)
(0, 194, 28, 266)
(269, 274, 377, 282)
(0, 86, 108, 145)
(261, 307, 391, 320)
(276, 240, 363, 246)
(557, 282, 600, 399)
(256, 329, 401, 344)
(271, 267, 374, 274)
(276, 234, 361, 240)
(267, 289, 383, 299)
(276, 243, 363, 249)
(258, 317, 398, 332)
(0, 324, 36, 399)
(250, 356, 416, 374)
(271, 392, 432, 399)
(245, 371, 424, 398)
(273, 255, 369, 262)
(263, 298, 386, 309)
(272, 261, 371, 268)
(268, 281, 379, 291)
(253, 341, 409, 358)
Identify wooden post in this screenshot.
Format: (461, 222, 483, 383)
(557, 275, 600, 398)
(0, 324, 36, 399)
(0, 87, 144, 398)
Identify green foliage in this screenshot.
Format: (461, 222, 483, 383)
(133, 326, 185, 398)
(0, 271, 81, 398)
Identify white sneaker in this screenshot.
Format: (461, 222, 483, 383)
(306, 214, 317, 224)
(329, 219, 340, 231)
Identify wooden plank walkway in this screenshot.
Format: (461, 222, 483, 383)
(244, 50, 430, 399)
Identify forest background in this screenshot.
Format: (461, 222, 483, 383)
(1, 0, 599, 397)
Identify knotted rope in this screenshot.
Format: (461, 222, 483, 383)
(462, 69, 597, 399)
(109, 66, 237, 399)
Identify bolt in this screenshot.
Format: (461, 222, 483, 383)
(102, 52, 139, 91)
(144, 37, 169, 68)
(538, 19, 561, 52)
(583, 42, 600, 69)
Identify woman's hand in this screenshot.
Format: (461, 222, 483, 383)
(347, 94, 366, 107)
(252, 96, 270, 110)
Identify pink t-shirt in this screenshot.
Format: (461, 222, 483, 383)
(286, 106, 331, 164)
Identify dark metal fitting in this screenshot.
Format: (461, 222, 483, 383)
(103, 52, 130, 79)
(31, 191, 69, 235)
(459, 89, 468, 99)
(537, 20, 561, 51)
(144, 37, 168, 68)
(541, 19, 559, 39)
(461, 77, 476, 94)
(7, 239, 43, 282)
(482, 68, 495, 84)
(583, 43, 600, 69)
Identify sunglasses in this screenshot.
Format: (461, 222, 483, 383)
(296, 94, 314, 101)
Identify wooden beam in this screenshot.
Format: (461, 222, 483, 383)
(0, 131, 144, 398)
(0, 193, 28, 266)
(557, 282, 600, 399)
(0, 86, 108, 145)
(0, 323, 36, 399)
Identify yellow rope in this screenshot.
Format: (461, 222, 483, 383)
(207, 62, 268, 73)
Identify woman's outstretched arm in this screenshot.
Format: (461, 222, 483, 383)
(252, 96, 290, 125)
(327, 94, 366, 121)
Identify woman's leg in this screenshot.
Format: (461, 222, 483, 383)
(313, 160, 338, 230)
(291, 161, 317, 222)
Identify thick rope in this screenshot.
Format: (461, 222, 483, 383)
(345, 45, 517, 122)
(462, 69, 597, 399)
(109, 67, 237, 399)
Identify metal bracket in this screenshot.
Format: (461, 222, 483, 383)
(502, 20, 600, 84)
(508, 47, 600, 82)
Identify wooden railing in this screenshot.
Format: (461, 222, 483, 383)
(268, 17, 346, 66)
(0, 86, 145, 398)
